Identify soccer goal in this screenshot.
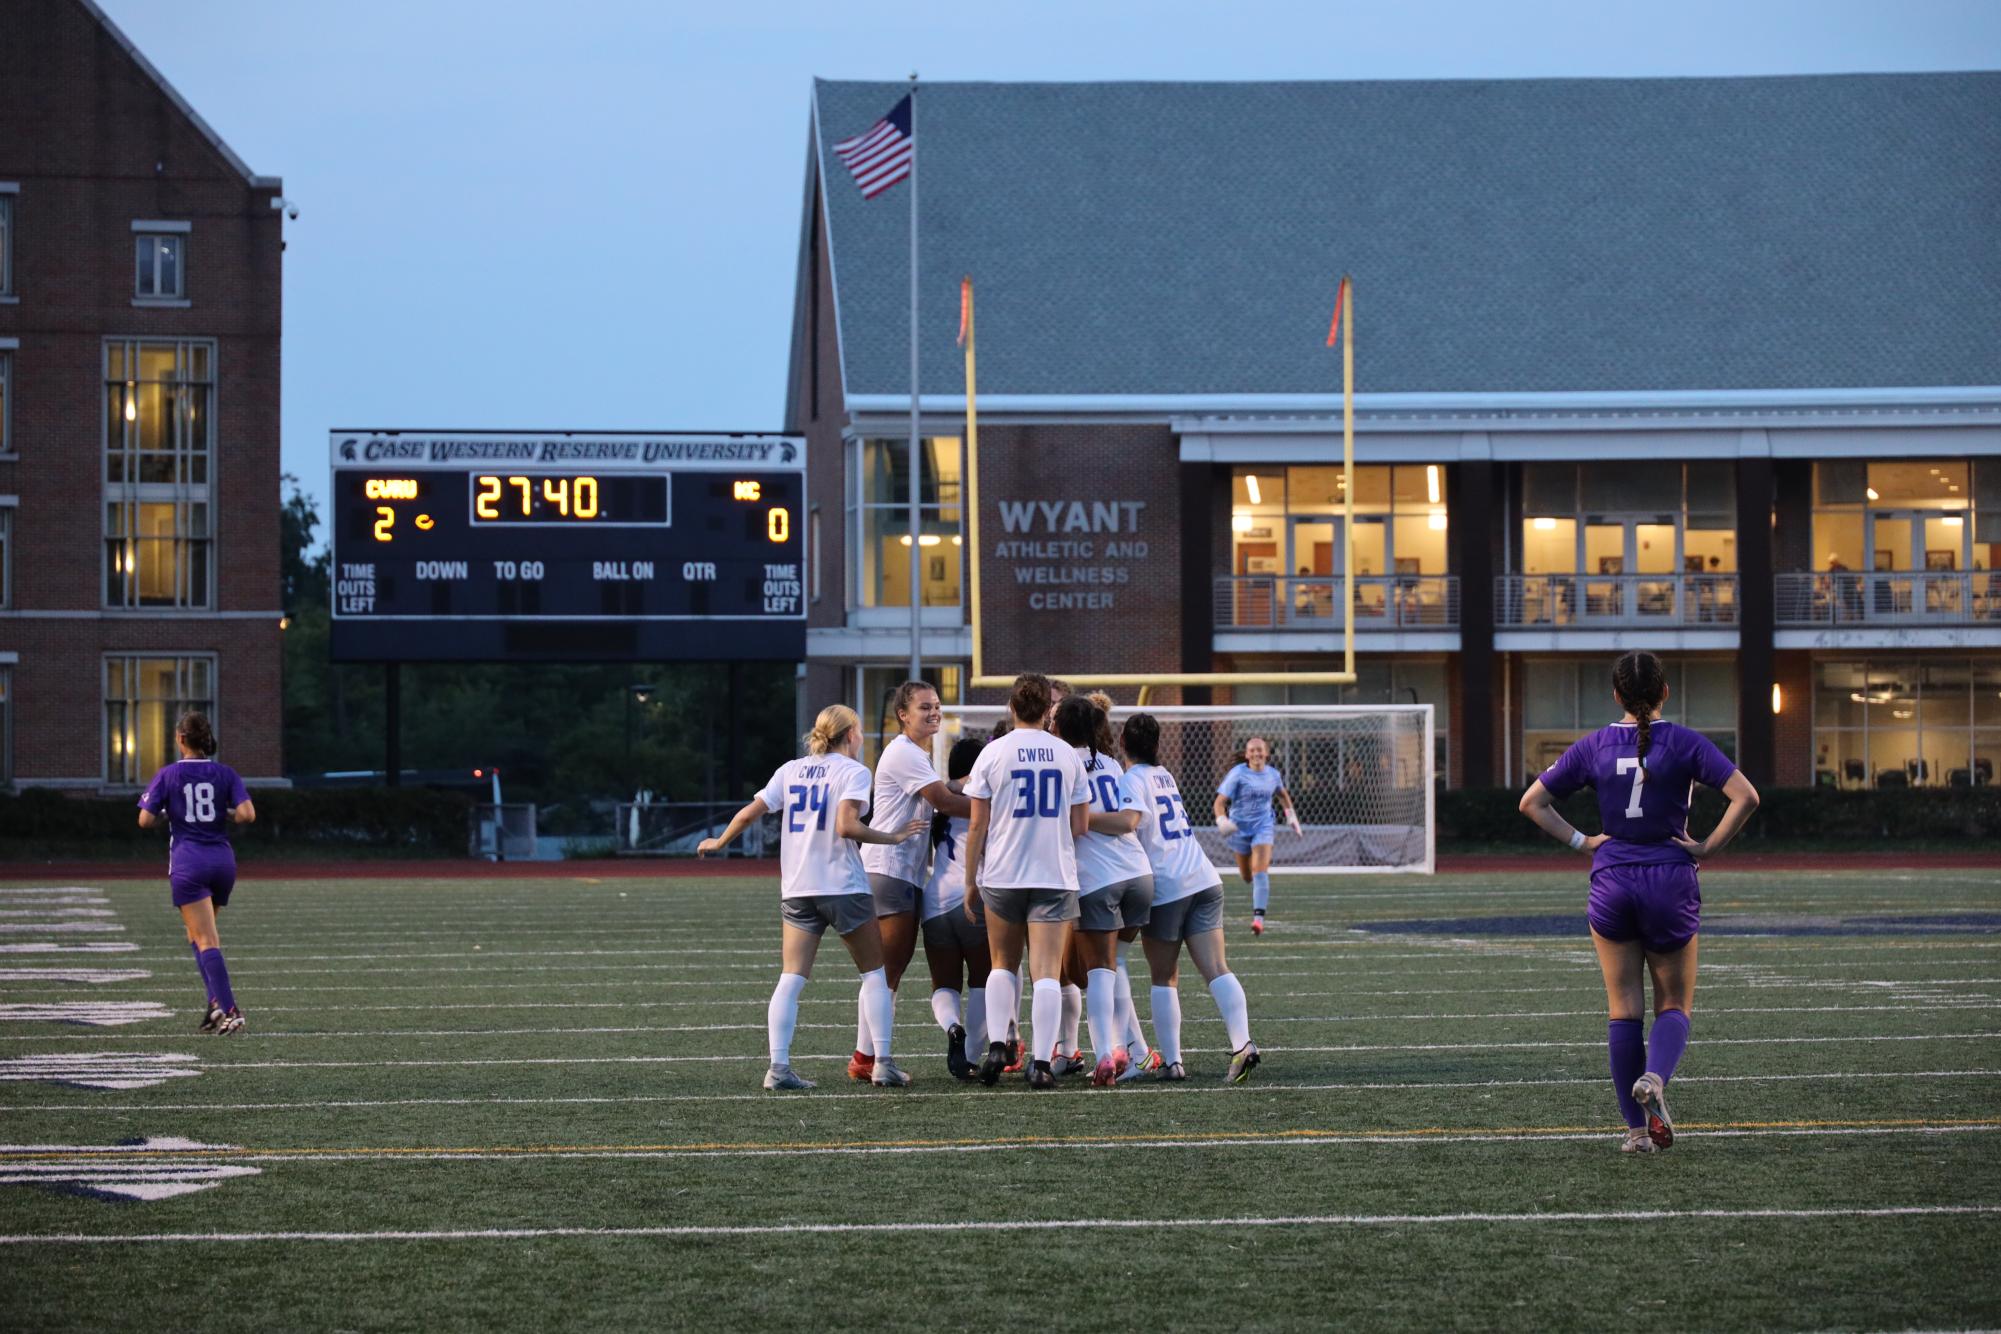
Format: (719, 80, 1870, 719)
(935, 704, 1435, 875)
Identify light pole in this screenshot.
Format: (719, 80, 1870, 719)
(625, 682, 658, 793)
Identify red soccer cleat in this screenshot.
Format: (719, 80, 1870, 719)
(1250, 912, 1266, 937)
(846, 1049, 876, 1082)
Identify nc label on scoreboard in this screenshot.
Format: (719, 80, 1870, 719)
(329, 431, 806, 662)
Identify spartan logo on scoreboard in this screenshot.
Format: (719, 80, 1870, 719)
(327, 432, 807, 664)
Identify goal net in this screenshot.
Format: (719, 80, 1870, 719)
(936, 704, 1434, 875)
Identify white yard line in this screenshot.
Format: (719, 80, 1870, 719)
(5, 1203, 1997, 1247)
(5, 1069, 1996, 1115)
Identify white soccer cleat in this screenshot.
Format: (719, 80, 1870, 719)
(763, 1064, 815, 1091)
(211, 1008, 245, 1036)
(1116, 1049, 1161, 1084)
(1630, 1072, 1674, 1148)
(1621, 1126, 1656, 1154)
(870, 1057, 913, 1088)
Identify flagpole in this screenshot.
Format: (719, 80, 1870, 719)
(905, 72, 922, 682)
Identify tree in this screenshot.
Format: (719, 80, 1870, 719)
(280, 473, 330, 610)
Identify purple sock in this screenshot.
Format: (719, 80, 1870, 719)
(1646, 1009, 1691, 1084)
(1608, 1019, 1646, 1128)
(197, 948, 237, 1013)
(190, 942, 212, 1005)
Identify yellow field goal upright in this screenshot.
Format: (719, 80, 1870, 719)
(959, 274, 1360, 699)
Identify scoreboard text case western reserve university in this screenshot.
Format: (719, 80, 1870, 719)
(328, 432, 807, 662)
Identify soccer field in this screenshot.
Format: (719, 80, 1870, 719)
(1, 867, 1997, 1332)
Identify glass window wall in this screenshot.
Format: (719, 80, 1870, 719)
(1813, 658, 2001, 789)
(849, 437, 963, 609)
(1520, 656, 1738, 783)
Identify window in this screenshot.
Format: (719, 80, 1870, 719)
(134, 230, 186, 300)
(0, 193, 11, 297)
(1229, 464, 1448, 579)
(1809, 461, 1992, 574)
(1518, 462, 1737, 575)
(1521, 657, 1737, 782)
(104, 341, 213, 609)
(848, 437, 963, 609)
(0, 667, 10, 786)
(0, 507, 11, 608)
(857, 663, 963, 767)
(0, 351, 9, 455)
(1813, 658, 2001, 790)
(104, 655, 213, 785)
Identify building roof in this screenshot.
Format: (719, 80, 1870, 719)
(808, 74, 2001, 405)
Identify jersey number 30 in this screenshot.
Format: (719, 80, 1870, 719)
(182, 782, 217, 823)
(1009, 769, 1065, 818)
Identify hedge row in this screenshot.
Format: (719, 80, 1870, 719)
(1439, 786, 2001, 844)
(0, 787, 474, 852)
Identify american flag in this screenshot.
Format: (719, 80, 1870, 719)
(831, 95, 913, 199)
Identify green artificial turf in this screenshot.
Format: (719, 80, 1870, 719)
(0, 867, 1996, 1332)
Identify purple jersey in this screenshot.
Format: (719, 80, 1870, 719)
(139, 759, 249, 851)
(1539, 721, 1737, 868)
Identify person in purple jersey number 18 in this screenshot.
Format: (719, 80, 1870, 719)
(1517, 652, 1759, 1153)
(136, 711, 256, 1035)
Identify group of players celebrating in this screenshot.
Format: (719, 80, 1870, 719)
(702, 672, 1267, 1092)
(136, 650, 1754, 1149)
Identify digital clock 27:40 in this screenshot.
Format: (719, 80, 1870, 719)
(469, 473, 671, 526)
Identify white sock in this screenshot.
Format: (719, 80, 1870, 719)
(1151, 985, 1183, 1065)
(855, 1000, 871, 1058)
(859, 967, 894, 1060)
(1031, 977, 1062, 1063)
(767, 972, 807, 1066)
(1116, 946, 1150, 1058)
(1060, 983, 1083, 1056)
(1085, 967, 1118, 1059)
(964, 987, 987, 1057)
(930, 987, 961, 1033)
(984, 968, 1019, 1054)
(1208, 970, 1252, 1050)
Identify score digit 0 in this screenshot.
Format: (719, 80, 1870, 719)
(767, 506, 790, 543)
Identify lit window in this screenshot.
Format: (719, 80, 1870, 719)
(104, 340, 214, 609)
(847, 438, 963, 609)
(104, 655, 214, 785)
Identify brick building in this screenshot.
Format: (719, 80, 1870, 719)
(0, 0, 285, 789)
(788, 76, 2001, 789)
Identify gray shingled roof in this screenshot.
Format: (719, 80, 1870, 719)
(810, 74, 2001, 400)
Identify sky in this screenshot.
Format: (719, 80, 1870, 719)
(100, 0, 2001, 521)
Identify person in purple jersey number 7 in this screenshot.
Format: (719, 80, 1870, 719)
(136, 711, 256, 1035)
(1517, 651, 1759, 1153)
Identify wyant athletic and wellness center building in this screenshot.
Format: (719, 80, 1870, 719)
(786, 74, 2001, 793)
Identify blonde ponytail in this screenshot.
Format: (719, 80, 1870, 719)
(805, 704, 860, 756)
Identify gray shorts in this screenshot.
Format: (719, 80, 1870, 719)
(1143, 884, 1225, 943)
(781, 893, 876, 938)
(921, 904, 988, 953)
(868, 873, 922, 918)
(1078, 875, 1155, 933)
(980, 885, 1081, 926)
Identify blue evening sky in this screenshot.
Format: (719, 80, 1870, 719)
(100, 1, 2001, 520)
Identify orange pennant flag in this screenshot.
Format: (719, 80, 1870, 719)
(958, 276, 972, 348)
(1326, 275, 1350, 348)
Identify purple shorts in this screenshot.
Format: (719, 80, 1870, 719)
(1587, 862, 1699, 954)
(169, 846, 237, 909)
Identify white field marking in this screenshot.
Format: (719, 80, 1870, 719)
(7, 1069, 1996, 1115)
(7, 1123, 2000, 1172)
(0, 922, 125, 934)
(0, 908, 117, 918)
(10, 1000, 2000, 1043)
(0, 887, 114, 895)
(0, 969, 151, 984)
(5, 1203, 1997, 1247)
(0, 1052, 201, 1090)
(0, 1137, 257, 1202)
(0, 943, 140, 955)
(0, 1003, 171, 1028)
(60, 1031, 2000, 1070)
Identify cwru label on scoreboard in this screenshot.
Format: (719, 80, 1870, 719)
(328, 431, 807, 663)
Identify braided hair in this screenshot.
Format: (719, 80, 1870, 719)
(1053, 694, 1106, 770)
(1611, 651, 1668, 770)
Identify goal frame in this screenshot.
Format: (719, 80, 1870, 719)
(936, 702, 1436, 876)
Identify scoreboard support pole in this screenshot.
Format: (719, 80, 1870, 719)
(385, 662, 402, 788)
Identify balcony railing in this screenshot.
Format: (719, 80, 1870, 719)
(1495, 573, 1739, 628)
(1775, 571, 2001, 627)
(1214, 575, 1459, 631)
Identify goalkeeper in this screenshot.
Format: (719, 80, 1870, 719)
(1212, 737, 1303, 937)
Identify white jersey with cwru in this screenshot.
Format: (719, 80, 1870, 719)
(1073, 747, 1154, 892)
(963, 730, 1089, 891)
(753, 753, 873, 900)
(1126, 762, 1223, 906)
(861, 733, 942, 887)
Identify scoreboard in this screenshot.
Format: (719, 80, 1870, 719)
(328, 431, 806, 662)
